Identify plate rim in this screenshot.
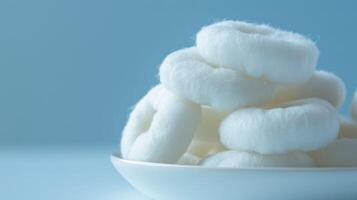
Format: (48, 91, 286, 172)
(111, 154, 357, 172)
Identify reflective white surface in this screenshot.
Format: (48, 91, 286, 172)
(0, 145, 149, 200)
(113, 155, 357, 200)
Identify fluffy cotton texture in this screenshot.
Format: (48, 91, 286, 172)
(120, 85, 201, 163)
(313, 138, 357, 167)
(193, 106, 228, 142)
(339, 116, 357, 138)
(271, 71, 346, 108)
(196, 20, 319, 85)
(199, 151, 314, 168)
(187, 140, 226, 158)
(176, 153, 201, 165)
(351, 91, 357, 121)
(220, 98, 340, 154)
(159, 47, 277, 111)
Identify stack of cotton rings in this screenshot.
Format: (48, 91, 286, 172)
(120, 20, 357, 168)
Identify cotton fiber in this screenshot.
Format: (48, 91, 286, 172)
(271, 71, 346, 108)
(199, 151, 314, 168)
(120, 85, 201, 163)
(196, 20, 319, 85)
(219, 98, 340, 154)
(314, 138, 357, 167)
(159, 47, 277, 112)
(351, 91, 357, 121)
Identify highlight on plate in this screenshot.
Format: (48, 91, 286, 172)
(118, 20, 357, 168)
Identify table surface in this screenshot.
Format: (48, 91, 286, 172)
(0, 144, 151, 200)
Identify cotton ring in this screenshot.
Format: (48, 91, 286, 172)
(159, 47, 277, 111)
(219, 98, 340, 154)
(196, 20, 319, 84)
(339, 117, 357, 139)
(120, 85, 201, 163)
(193, 106, 228, 142)
(177, 153, 201, 165)
(187, 140, 225, 157)
(199, 151, 314, 168)
(351, 91, 357, 121)
(313, 138, 357, 167)
(271, 70, 346, 108)
(187, 106, 226, 157)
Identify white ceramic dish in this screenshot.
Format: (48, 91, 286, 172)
(111, 155, 357, 200)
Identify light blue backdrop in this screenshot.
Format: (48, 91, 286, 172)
(1, 0, 356, 144)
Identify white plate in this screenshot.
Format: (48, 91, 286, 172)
(111, 155, 357, 200)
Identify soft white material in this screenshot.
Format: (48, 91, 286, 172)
(187, 107, 226, 157)
(196, 20, 319, 85)
(193, 106, 228, 142)
(159, 47, 277, 111)
(187, 140, 225, 158)
(220, 98, 340, 154)
(339, 116, 357, 138)
(120, 85, 201, 163)
(199, 151, 314, 168)
(271, 71, 346, 108)
(314, 138, 357, 167)
(176, 153, 201, 165)
(351, 91, 357, 121)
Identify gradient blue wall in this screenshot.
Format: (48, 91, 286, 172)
(1, 0, 356, 144)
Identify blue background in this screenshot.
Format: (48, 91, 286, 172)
(1, 0, 356, 145)
(1, 1, 357, 199)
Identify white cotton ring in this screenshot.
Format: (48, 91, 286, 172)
(351, 91, 357, 122)
(176, 153, 201, 165)
(120, 85, 201, 163)
(196, 20, 319, 84)
(339, 116, 357, 139)
(193, 106, 228, 142)
(219, 98, 340, 154)
(199, 151, 314, 168)
(271, 70, 346, 108)
(186, 140, 226, 158)
(159, 47, 277, 112)
(313, 138, 357, 167)
(184, 106, 226, 158)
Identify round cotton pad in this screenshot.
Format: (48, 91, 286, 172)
(120, 85, 201, 163)
(271, 71, 346, 108)
(159, 47, 277, 111)
(196, 20, 319, 84)
(199, 151, 314, 168)
(351, 91, 357, 121)
(314, 138, 357, 167)
(220, 98, 340, 154)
